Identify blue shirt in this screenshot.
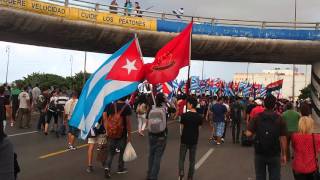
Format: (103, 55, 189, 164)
(212, 103, 227, 122)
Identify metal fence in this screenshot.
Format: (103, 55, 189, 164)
(42, 0, 320, 30)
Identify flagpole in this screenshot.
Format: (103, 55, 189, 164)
(187, 18, 193, 97)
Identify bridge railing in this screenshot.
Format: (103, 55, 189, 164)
(24, 0, 320, 30)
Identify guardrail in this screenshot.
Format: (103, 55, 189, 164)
(42, 0, 320, 30)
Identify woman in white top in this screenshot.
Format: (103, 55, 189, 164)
(136, 94, 149, 136)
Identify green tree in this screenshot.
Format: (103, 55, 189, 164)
(299, 84, 311, 100)
(18, 73, 68, 90)
(66, 71, 91, 94)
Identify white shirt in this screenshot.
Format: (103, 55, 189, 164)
(32, 87, 41, 101)
(18, 91, 30, 109)
(64, 99, 78, 120)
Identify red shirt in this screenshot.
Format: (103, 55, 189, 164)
(292, 133, 320, 173)
(250, 106, 265, 120)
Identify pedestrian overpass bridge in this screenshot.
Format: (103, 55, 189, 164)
(0, 0, 320, 121)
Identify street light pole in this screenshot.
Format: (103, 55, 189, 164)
(5, 46, 10, 84)
(83, 52, 87, 86)
(246, 62, 250, 82)
(69, 55, 73, 77)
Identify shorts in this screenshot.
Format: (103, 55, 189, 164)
(46, 111, 58, 124)
(214, 122, 225, 137)
(88, 134, 106, 144)
(68, 126, 79, 136)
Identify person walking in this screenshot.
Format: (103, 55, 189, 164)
(103, 96, 132, 178)
(178, 97, 203, 180)
(44, 91, 58, 136)
(291, 103, 320, 180)
(282, 102, 300, 161)
(86, 118, 106, 173)
(230, 96, 244, 144)
(210, 97, 227, 145)
(36, 92, 47, 132)
(56, 90, 69, 136)
(246, 95, 287, 180)
(31, 83, 41, 110)
(10, 83, 21, 127)
(109, 0, 118, 14)
(65, 92, 78, 150)
(16, 87, 31, 129)
(136, 94, 149, 136)
(146, 93, 168, 180)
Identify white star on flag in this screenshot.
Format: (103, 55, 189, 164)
(122, 58, 137, 75)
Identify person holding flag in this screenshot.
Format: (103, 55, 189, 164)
(68, 37, 145, 178)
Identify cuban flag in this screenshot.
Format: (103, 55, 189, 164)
(239, 81, 247, 91)
(69, 38, 144, 139)
(163, 81, 175, 100)
(190, 76, 200, 90)
(259, 87, 267, 97)
(242, 83, 252, 97)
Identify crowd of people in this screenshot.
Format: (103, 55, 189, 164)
(0, 80, 319, 180)
(109, 0, 143, 17)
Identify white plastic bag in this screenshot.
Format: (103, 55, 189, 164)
(123, 142, 137, 162)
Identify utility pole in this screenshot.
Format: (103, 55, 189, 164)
(246, 62, 250, 82)
(292, 0, 297, 101)
(69, 55, 73, 77)
(5, 46, 10, 84)
(292, 64, 296, 101)
(83, 52, 87, 86)
(201, 60, 205, 80)
(305, 64, 308, 87)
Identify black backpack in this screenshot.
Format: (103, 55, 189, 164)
(254, 112, 281, 156)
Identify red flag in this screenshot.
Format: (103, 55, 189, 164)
(106, 38, 144, 81)
(145, 23, 193, 84)
(266, 79, 284, 91)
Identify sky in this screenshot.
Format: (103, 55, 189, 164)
(0, 0, 317, 83)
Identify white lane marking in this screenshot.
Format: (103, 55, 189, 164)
(8, 131, 38, 137)
(195, 148, 215, 170)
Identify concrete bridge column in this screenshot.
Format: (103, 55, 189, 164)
(311, 62, 320, 123)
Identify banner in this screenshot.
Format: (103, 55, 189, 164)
(0, 0, 157, 31)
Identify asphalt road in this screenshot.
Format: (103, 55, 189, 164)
(5, 113, 295, 180)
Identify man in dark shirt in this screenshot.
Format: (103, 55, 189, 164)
(211, 97, 227, 145)
(179, 97, 203, 180)
(103, 96, 132, 178)
(0, 86, 12, 131)
(246, 95, 287, 180)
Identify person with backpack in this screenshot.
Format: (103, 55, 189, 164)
(103, 96, 132, 178)
(291, 102, 320, 180)
(178, 97, 203, 180)
(246, 94, 287, 180)
(282, 102, 300, 161)
(146, 93, 168, 180)
(36, 91, 48, 132)
(136, 94, 149, 136)
(56, 90, 69, 136)
(44, 91, 58, 136)
(230, 96, 244, 144)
